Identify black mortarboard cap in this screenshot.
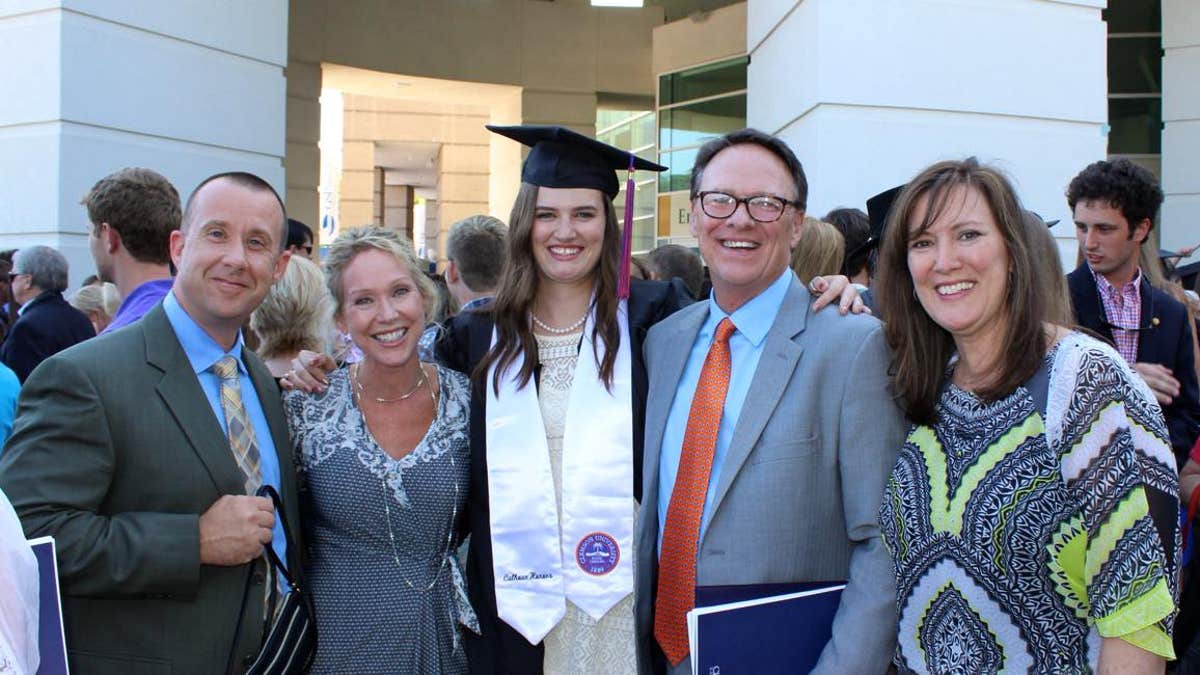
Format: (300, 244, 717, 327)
(1026, 211, 1059, 228)
(866, 185, 904, 245)
(845, 184, 905, 262)
(487, 124, 666, 199)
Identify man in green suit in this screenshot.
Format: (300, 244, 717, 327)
(0, 172, 297, 674)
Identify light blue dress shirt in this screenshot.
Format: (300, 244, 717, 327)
(162, 291, 287, 565)
(658, 268, 794, 552)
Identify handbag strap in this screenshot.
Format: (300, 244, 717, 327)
(256, 484, 300, 588)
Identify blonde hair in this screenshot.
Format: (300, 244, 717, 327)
(790, 217, 845, 285)
(70, 282, 121, 320)
(323, 225, 436, 319)
(250, 255, 332, 360)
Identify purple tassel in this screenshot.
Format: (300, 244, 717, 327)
(618, 154, 636, 299)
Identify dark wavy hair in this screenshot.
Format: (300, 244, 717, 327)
(1066, 158, 1163, 237)
(877, 158, 1065, 425)
(475, 183, 621, 394)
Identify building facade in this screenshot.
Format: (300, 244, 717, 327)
(0, 0, 1194, 282)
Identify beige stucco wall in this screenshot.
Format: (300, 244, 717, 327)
(338, 95, 491, 261)
(287, 0, 665, 253)
(653, 2, 746, 77)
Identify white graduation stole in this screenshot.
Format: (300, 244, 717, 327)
(485, 302, 634, 645)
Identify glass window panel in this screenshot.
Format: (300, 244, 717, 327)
(659, 56, 748, 107)
(632, 114, 655, 148)
(615, 184, 655, 220)
(1108, 98, 1161, 154)
(606, 124, 633, 150)
(1104, 0, 1160, 34)
(658, 148, 699, 193)
(1108, 36, 1161, 94)
(632, 216, 656, 255)
(659, 95, 747, 151)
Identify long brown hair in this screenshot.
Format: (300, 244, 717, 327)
(876, 158, 1060, 425)
(475, 182, 622, 394)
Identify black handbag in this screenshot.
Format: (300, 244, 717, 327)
(246, 485, 317, 675)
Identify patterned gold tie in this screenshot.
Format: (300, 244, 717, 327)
(212, 355, 262, 495)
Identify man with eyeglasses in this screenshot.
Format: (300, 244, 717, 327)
(1067, 158, 1200, 468)
(0, 246, 95, 382)
(635, 128, 905, 674)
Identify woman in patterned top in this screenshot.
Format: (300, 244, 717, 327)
(875, 158, 1179, 673)
(283, 226, 476, 673)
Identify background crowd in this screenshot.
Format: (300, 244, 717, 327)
(0, 123, 1197, 675)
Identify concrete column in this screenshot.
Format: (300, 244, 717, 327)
(373, 167, 385, 225)
(1162, 0, 1200, 252)
(0, 1, 288, 286)
(285, 60, 321, 236)
(748, 0, 1106, 264)
(383, 184, 413, 237)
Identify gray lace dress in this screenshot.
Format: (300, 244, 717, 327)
(284, 365, 477, 674)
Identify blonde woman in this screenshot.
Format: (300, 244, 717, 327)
(250, 255, 332, 380)
(790, 217, 844, 286)
(283, 226, 475, 673)
(69, 282, 120, 335)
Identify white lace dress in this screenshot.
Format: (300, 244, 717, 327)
(536, 331, 639, 674)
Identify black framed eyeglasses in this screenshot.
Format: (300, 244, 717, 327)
(695, 191, 799, 223)
(7, 272, 23, 283)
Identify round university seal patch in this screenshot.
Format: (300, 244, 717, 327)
(575, 532, 620, 576)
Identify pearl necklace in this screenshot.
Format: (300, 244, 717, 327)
(530, 311, 587, 335)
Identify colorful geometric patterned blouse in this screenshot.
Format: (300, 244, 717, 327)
(880, 332, 1179, 673)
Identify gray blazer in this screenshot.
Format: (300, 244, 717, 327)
(0, 305, 300, 675)
(635, 276, 906, 675)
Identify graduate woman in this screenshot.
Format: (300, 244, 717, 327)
(436, 126, 688, 673)
(286, 125, 863, 674)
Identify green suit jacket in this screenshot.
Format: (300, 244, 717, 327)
(0, 305, 301, 675)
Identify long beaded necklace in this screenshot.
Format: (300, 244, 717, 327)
(352, 364, 457, 592)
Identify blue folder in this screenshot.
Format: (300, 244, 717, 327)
(29, 536, 69, 675)
(688, 582, 844, 675)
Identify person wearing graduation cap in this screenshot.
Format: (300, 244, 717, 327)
(428, 124, 693, 674)
(283, 124, 862, 673)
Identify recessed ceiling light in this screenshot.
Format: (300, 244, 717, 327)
(591, 0, 643, 6)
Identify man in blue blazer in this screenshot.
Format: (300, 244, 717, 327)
(1067, 158, 1200, 467)
(636, 129, 906, 675)
(0, 246, 94, 382)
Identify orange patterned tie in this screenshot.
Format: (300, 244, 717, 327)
(655, 317, 736, 666)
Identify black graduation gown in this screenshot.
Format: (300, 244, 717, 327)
(435, 278, 692, 674)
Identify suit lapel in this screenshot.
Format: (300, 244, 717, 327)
(706, 279, 808, 526)
(1136, 275, 1155, 363)
(643, 302, 709, 511)
(142, 307, 245, 495)
(1068, 264, 1115, 345)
